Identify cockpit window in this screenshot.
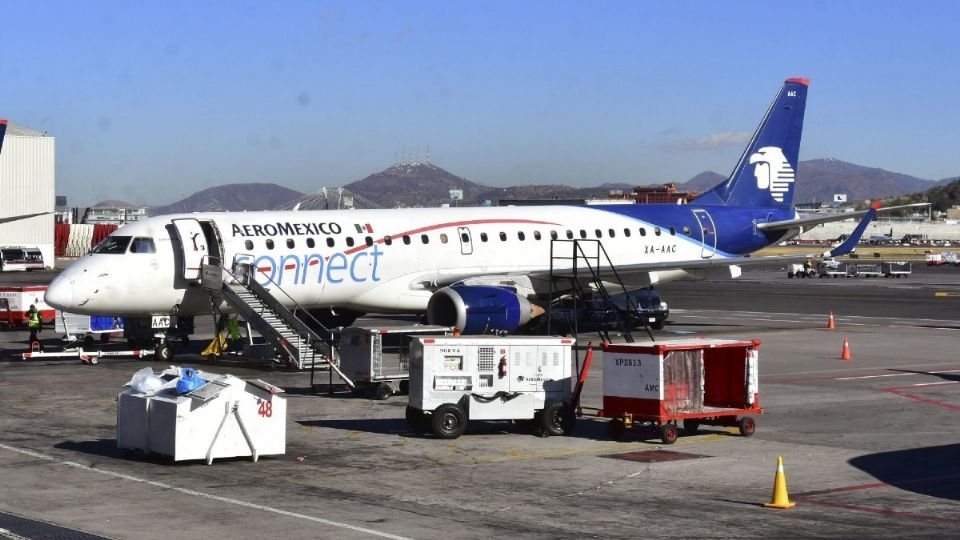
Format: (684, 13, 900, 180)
(91, 236, 132, 254)
(130, 237, 156, 254)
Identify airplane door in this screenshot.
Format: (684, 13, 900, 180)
(692, 209, 717, 259)
(457, 226, 473, 255)
(172, 218, 208, 279)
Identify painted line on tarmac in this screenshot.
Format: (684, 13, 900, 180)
(792, 474, 960, 524)
(879, 384, 960, 412)
(0, 443, 412, 540)
(834, 369, 960, 381)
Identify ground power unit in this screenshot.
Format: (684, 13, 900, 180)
(407, 335, 576, 439)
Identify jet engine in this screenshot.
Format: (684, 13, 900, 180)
(426, 285, 543, 334)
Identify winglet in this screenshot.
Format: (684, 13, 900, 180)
(824, 202, 880, 257)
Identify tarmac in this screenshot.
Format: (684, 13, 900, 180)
(0, 264, 958, 539)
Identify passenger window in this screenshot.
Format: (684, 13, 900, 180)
(579, 230, 587, 239)
(669, 227, 676, 236)
(266, 239, 274, 250)
(440, 234, 448, 244)
(533, 231, 541, 240)
(130, 237, 156, 254)
(499, 232, 507, 241)
(639, 228, 646, 237)
(566, 230, 574, 239)
(306, 238, 315, 248)
(595, 229, 602, 238)
(624, 228, 631, 237)
(609, 228, 616, 238)
(365, 236, 374, 246)
(550, 230, 558, 240)
(518, 231, 525, 241)
(326, 238, 335, 248)
(384, 235, 393, 246)
(346, 237, 355, 247)
(655, 227, 662, 236)
(480, 232, 488, 242)
(461, 233, 470, 243)
(403, 235, 411, 245)
(683, 226, 692, 236)
(244, 240, 254, 250)
(421, 234, 429, 244)
(287, 239, 295, 249)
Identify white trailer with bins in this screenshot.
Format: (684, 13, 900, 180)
(406, 335, 576, 439)
(339, 325, 452, 400)
(881, 261, 912, 277)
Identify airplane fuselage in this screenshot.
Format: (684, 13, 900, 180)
(46, 203, 795, 317)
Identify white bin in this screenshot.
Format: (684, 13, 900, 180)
(117, 367, 286, 464)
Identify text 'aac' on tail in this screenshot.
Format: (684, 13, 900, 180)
(696, 78, 809, 209)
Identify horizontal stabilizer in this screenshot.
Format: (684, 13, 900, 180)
(757, 202, 929, 232)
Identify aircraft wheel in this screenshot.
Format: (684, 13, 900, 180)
(154, 341, 173, 362)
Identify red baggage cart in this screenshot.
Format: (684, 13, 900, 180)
(599, 339, 762, 444)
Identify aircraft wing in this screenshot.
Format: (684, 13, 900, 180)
(757, 202, 928, 232)
(0, 212, 53, 225)
(528, 201, 882, 283)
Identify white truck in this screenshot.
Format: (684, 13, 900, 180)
(406, 335, 576, 439)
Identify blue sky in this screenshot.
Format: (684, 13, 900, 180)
(3, 1, 959, 205)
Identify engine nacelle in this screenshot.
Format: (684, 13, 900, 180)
(426, 285, 541, 334)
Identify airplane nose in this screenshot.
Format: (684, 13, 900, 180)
(45, 275, 74, 310)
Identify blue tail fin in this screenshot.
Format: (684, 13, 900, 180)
(695, 78, 808, 208)
(0, 119, 7, 154)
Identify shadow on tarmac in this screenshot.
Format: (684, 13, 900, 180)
(849, 444, 960, 501)
(886, 368, 960, 382)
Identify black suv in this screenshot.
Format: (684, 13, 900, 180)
(625, 288, 669, 330)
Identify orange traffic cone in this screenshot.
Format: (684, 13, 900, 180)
(764, 456, 796, 509)
(827, 312, 836, 330)
(841, 337, 852, 361)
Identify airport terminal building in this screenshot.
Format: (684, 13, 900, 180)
(0, 123, 55, 267)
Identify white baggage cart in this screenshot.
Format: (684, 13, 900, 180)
(339, 325, 452, 399)
(117, 367, 286, 464)
(406, 335, 576, 439)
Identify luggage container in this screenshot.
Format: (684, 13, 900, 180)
(817, 259, 848, 278)
(339, 325, 453, 400)
(407, 335, 576, 439)
(851, 263, 881, 278)
(117, 366, 286, 464)
(881, 261, 912, 278)
(0, 286, 54, 328)
(600, 339, 762, 444)
(55, 310, 125, 345)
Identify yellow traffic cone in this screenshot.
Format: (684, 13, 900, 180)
(764, 456, 796, 509)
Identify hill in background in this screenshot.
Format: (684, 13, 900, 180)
(150, 183, 303, 214)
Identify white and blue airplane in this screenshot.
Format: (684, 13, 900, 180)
(45, 78, 914, 336)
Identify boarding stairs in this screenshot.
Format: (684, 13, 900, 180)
(547, 239, 653, 343)
(201, 261, 353, 387)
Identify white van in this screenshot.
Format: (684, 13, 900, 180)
(0, 248, 27, 272)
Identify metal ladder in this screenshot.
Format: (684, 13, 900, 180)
(203, 261, 354, 387)
(547, 239, 654, 343)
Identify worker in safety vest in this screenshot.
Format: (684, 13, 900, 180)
(26, 304, 43, 350)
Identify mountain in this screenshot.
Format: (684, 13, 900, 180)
(344, 163, 490, 207)
(679, 158, 938, 203)
(151, 183, 303, 214)
(885, 177, 960, 211)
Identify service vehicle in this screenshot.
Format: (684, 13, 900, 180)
(23, 248, 45, 270)
(787, 262, 816, 278)
(600, 339, 762, 444)
(817, 258, 848, 278)
(0, 247, 27, 272)
(0, 286, 55, 327)
(339, 324, 452, 399)
(881, 261, 911, 278)
(406, 335, 576, 439)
